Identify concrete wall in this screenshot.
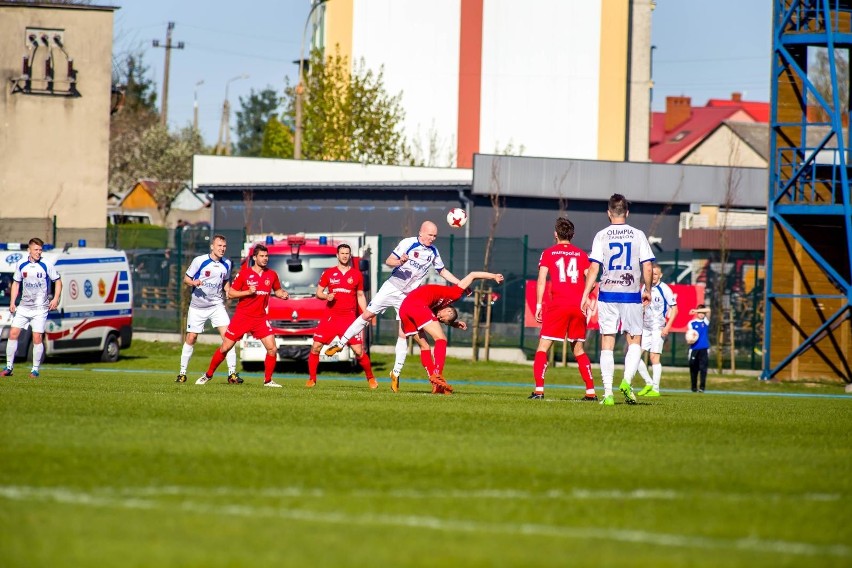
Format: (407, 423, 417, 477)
(325, 0, 651, 166)
(0, 3, 114, 231)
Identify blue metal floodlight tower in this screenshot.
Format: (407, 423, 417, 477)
(765, 0, 852, 383)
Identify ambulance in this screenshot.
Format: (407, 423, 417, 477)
(0, 242, 133, 363)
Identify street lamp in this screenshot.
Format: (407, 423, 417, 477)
(214, 73, 249, 156)
(193, 79, 204, 132)
(294, 0, 329, 160)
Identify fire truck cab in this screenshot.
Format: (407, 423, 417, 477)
(238, 232, 377, 368)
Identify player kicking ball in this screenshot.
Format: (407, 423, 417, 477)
(397, 271, 504, 394)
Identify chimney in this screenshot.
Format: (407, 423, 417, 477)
(731, 92, 742, 102)
(665, 96, 692, 131)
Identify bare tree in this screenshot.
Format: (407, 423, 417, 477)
(809, 47, 849, 123)
(242, 189, 254, 233)
(410, 122, 456, 167)
(714, 151, 742, 373)
(470, 158, 505, 361)
(553, 169, 570, 215)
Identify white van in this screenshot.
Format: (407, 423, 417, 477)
(0, 244, 133, 363)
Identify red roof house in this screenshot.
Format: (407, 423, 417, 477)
(650, 93, 770, 164)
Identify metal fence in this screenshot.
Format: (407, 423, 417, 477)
(5, 222, 766, 370)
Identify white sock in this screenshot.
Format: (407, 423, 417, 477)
(32, 343, 44, 371)
(5, 339, 17, 369)
(226, 348, 237, 374)
(340, 317, 369, 345)
(393, 336, 407, 375)
(623, 343, 642, 386)
(180, 343, 194, 374)
(637, 358, 652, 385)
(652, 363, 662, 391)
(600, 350, 614, 396)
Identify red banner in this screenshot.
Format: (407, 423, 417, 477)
(668, 283, 706, 333)
(524, 280, 599, 329)
(524, 280, 705, 333)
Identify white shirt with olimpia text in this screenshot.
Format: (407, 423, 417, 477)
(13, 257, 61, 311)
(185, 254, 232, 309)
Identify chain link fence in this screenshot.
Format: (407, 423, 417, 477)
(3, 221, 766, 370)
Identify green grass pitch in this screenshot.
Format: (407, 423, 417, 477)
(1, 341, 850, 567)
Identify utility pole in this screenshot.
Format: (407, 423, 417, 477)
(214, 74, 248, 156)
(153, 22, 184, 127)
(193, 79, 204, 132)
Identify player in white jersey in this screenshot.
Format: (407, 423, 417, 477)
(325, 220, 460, 392)
(2, 238, 62, 378)
(581, 194, 654, 406)
(175, 235, 240, 384)
(636, 263, 678, 397)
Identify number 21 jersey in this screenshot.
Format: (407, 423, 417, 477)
(589, 223, 654, 303)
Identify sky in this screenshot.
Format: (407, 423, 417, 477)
(111, 0, 775, 148)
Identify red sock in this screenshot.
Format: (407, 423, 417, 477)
(576, 352, 595, 391)
(533, 350, 548, 390)
(420, 349, 434, 376)
(308, 352, 319, 381)
(433, 339, 447, 375)
(206, 349, 226, 377)
(264, 353, 276, 382)
(357, 353, 374, 379)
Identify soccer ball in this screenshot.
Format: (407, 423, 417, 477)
(447, 207, 468, 228)
(685, 329, 699, 345)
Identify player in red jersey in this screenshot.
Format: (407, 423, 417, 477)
(306, 243, 377, 389)
(530, 217, 597, 401)
(398, 270, 503, 394)
(197, 244, 290, 388)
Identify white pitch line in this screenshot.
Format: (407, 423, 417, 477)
(64, 484, 840, 503)
(0, 485, 847, 558)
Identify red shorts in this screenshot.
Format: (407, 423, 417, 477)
(400, 303, 437, 336)
(313, 315, 363, 345)
(224, 316, 273, 341)
(539, 303, 587, 343)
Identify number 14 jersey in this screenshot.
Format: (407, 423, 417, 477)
(539, 243, 590, 307)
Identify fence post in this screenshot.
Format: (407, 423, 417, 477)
(375, 234, 382, 343)
(175, 228, 183, 334)
(750, 256, 760, 370)
(671, 247, 680, 367)
(52, 215, 57, 246)
(447, 233, 454, 345)
(483, 288, 492, 361)
(520, 235, 527, 351)
(471, 288, 481, 361)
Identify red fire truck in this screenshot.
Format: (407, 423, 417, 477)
(237, 232, 377, 369)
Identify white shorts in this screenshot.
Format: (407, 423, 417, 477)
(597, 301, 644, 336)
(186, 304, 230, 333)
(366, 281, 408, 320)
(641, 329, 664, 354)
(11, 306, 49, 334)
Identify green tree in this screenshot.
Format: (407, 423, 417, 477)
(112, 51, 158, 117)
(235, 87, 281, 157)
(283, 46, 411, 164)
(260, 116, 293, 158)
